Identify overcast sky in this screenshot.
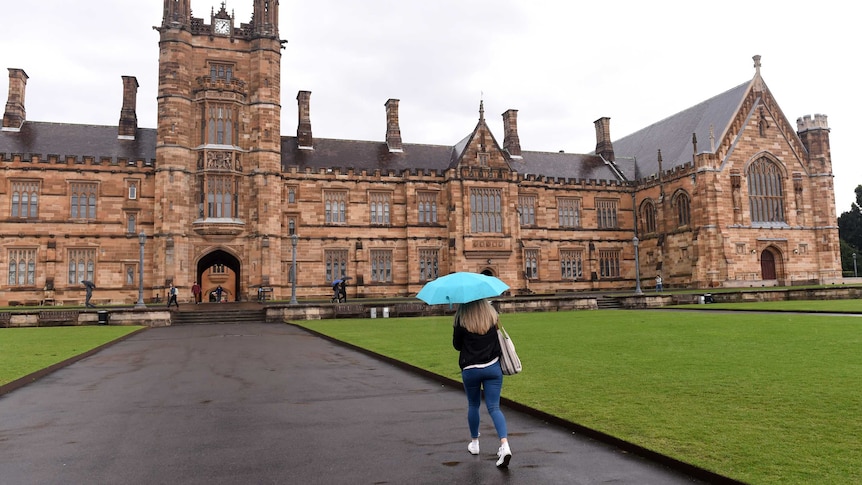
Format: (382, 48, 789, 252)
(2, 0, 858, 212)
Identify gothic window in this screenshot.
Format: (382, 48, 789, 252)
(560, 250, 584, 280)
(128, 181, 138, 200)
(70, 182, 97, 219)
(67, 249, 95, 285)
(11, 181, 39, 218)
(418, 192, 438, 224)
(287, 186, 297, 204)
(370, 250, 393, 282)
(748, 158, 785, 223)
(524, 249, 539, 279)
(674, 192, 691, 227)
(7, 248, 36, 286)
(370, 192, 391, 225)
(470, 188, 502, 233)
(518, 195, 536, 226)
(419, 249, 439, 282)
(641, 200, 657, 234)
(211, 264, 226, 274)
(206, 105, 234, 145)
(597, 199, 618, 229)
(558, 198, 581, 228)
(127, 213, 137, 234)
(210, 63, 233, 83)
(324, 191, 347, 224)
(205, 175, 238, 219)
(598, 249, 620, 278)
(325, 249, 348, 282)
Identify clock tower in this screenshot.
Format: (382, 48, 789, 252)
(154, 1, 283, 301)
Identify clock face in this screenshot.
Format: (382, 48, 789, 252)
(214, 19, 230, 35)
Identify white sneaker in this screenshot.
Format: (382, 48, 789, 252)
(496, 442, 511, 468)
(467, 440, 480, 455)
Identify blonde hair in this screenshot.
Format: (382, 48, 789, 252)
(456, 299, 498, 335)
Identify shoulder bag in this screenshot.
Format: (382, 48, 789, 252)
(497, 325, 522, 375)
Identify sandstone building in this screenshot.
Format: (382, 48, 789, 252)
(0, 1, 842, 306)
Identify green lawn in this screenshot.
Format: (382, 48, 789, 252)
(297, 310, 862, 485)
(0, 326, 143, 387)
(676, 298, 862, 312)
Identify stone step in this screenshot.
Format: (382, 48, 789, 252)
(171, 309, 267, 325)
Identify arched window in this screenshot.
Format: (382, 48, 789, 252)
(641, 200, 657, 234)
(674, 191, 691, 227)
(748, 158, 785, 223)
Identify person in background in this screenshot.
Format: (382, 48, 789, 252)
(191, 281, 201, 305)
(452, 298, 512, 468)
(655, 273, 663, 292)
(82, 280, 96, 308)
(167, 284, 179, 309)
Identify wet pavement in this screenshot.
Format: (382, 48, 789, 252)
(0, 323, 709, 484)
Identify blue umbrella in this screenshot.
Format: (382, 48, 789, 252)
(416, 272, 509, 306)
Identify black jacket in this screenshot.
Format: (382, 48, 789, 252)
(453, 324, 501, 370)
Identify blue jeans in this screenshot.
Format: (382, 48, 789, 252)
(461, 361, 507, 439)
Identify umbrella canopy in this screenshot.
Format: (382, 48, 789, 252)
(81, 280, 95, 289)
(416, 272, 509, 305)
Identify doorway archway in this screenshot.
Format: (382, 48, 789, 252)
(760, 248, 778, 280)
(196, 249, 242, 302)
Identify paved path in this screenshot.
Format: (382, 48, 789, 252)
(0, 323, 706, 484)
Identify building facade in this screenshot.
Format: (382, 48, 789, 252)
(0, 2, 842, 306)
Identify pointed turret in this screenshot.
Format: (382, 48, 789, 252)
(253, 0, 279, 37)
(162, 0, 191, 29)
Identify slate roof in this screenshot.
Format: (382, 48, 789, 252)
(516, 151, 620, 182)
(281, 136, 623, 183)
(610, 80, 752, 181)
(2, 77, 754, 187)
(281, 137, 456, 174)
(0, 121, 157, 162)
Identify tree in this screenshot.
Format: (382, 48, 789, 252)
(837, 185, 862, 275)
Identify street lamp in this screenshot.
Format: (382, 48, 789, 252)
(290, 234, 298, 304)
(633, 236, 643, 295)
(854, 253, 858, 278)
(135, 231, 147, 308)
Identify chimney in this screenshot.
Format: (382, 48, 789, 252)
(385, 99, 403, 152)
(594, 117, 615, 162)
(502, 109, 521, 158)
(118, 76, 139, 139)
(3, 68, 28, 131)
(296, 90, 313, 149)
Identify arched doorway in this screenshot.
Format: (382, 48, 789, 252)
(481, 268, 495, 277)
(196, 249, 242, 302)
(760, 249, 777, 280)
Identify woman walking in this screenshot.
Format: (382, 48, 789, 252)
(452, 298, 511, 468)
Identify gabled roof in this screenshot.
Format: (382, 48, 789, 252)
(0, 121, 157, 162)
(611, 80, 752, 180)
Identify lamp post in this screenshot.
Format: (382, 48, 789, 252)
(633, 236, 643, 295)
(290, 234, 298, 304)
(854, 253, 858, 278)
(135, 231, 146, 308)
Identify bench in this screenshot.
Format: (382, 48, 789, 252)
(257, 287, 274, 301)
(0, 312, 10, 328)
(38, 310, 80, 325)
(334, 304, 366, 318)
(393, 303, 427, 317)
